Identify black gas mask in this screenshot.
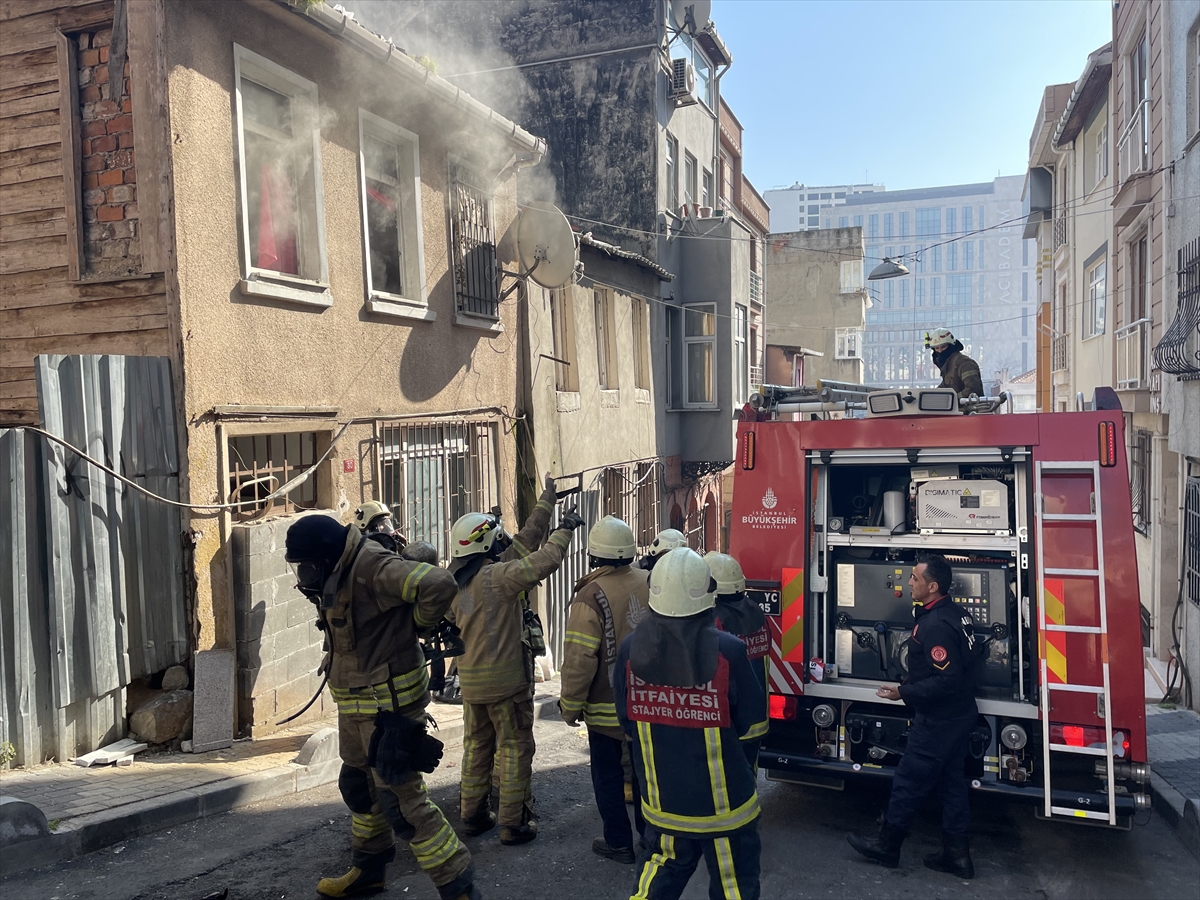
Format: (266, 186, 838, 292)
(288, 558, 336, 608)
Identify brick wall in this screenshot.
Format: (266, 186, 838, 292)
(232, 516, 333, 736)
(77, 28, 141, 279)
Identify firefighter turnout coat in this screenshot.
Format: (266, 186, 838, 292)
(899, 594, 979, 719)
(559, 565, 651, 738)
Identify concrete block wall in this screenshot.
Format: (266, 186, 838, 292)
(231, 516, 335, 736)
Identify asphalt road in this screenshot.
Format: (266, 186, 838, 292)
(3, 717, 1196, 900)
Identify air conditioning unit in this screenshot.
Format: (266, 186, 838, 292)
(671, 58, 698, 107)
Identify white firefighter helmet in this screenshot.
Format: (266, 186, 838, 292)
(703, 551, 746, 595)
(449, 512, 504, 558)
(927, 327, 955, 349)
(353, 500, 391, 532)
(649, 528, 687, 557)
(648, 547, 715, 617)
(588, 515, 637, 562)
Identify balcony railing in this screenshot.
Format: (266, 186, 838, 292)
(1116, 317, 1152, 389)
(749, 364, 763, 388)
(1052, 334, 1069, 372)
(1053, 209, 1068, 251)
(1117, 100, 1149, 185)
(750, 270, 762, 306)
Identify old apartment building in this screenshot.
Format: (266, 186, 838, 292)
(1, 0, 545, 757)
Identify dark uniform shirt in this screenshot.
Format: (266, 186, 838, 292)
(899, 594, 979, 719)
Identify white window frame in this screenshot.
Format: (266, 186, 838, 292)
(702, 168, 713, 208)
(734, 303, 748, 402)
(232, 44, 330, 307)
(1084, 257, 1107, 338)
(357, 109, 430, 321)
(594, 287, 619, 391)
(836, 327, 862, 360)
(666, 133, 679, 211)
(550, 286, 579, 393)
(682, 302, 717, 408)
(684, 152, 697, 207)
(839, 259, 864, 293)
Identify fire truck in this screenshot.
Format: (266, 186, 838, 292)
(728, 381, 1151, 827)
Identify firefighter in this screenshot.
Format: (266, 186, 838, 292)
(927, 327, 984, 399)
(450, 493, 583, 845)
(283, 515, 479, 900)
(354, 500, 403, 553)
(847, 553, 979, 879)
(634, 528, 687, 571)
(614, 548, 765, 900)
(705, 552, 769, 773)
(559, 516, 650, 864)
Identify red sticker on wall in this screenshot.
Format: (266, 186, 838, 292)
(930, 646, 948, 663)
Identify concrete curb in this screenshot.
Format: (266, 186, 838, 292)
(1151, 772, 1200, 861)
(3, 694, 560, 876)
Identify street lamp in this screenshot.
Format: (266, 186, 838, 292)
(867, 257, 910, 280)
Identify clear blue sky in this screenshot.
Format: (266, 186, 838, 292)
(713, 0, 1112, 192)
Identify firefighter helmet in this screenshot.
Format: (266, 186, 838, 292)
(353, 500, 392, 532)
(703, 551, 746, 596)
(588, 515, 637, 562)
(649, 528, 687, 557)
(449, 512, 505, 558)
(927, 327, 955, 349)
(648, 547, 715, 617)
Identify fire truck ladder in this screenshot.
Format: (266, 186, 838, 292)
(1034, 460, 1117, 825)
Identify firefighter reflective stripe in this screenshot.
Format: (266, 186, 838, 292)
(714, 836, 743, 900)
(740, 657, 770, 741)
(456, 658, 526, 691)
(740, 719, 769, 741)
(637, 721, 661, 809)
(411, 820, 462, 871)
(330, 667, 430, 714)
(633, 834, 677, 900)
(640, 793, 761, 835)
(780, 567, 805, 662)
(565, 629, 602, 651)
(497, 702, 527, 811)
(705, 730, 731, 815)
(1042, 578, 1068, 684)
(559, 696, 586, 715)
(351, 811, 390, 840)
(584, 700, 619, 729)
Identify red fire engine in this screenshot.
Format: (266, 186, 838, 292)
(729, 382, 1150, 827)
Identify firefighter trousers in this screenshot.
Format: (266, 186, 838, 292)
(460, 696, 535, 827)
(588, 729, 645, 850)
(631, 821, 761, 900)
(884, 710, 976, 837)
(337, 712, 474, 896)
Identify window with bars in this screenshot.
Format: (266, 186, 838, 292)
(379, 420, 499, 560)
(228, 431, 321, 520)
(449, 161, 499, 319)
(1186, 476, 1200, 607)
(1130, 429, 1152, 535)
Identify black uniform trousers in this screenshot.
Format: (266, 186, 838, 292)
(588, 729, 645, 850)
(632, 821, 761, 900)
(885, 710, 976, 837)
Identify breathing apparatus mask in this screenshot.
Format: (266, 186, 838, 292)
(288, 559, 338, 608)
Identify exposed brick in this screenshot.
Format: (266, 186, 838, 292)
(77, 33, 90, 51)
(80, 85, 101, 103)
(83, 154, 106, 173)
(118, 131, 135, 149)
(124, 202, 138, 219)
(90, 134, 117, 153)
(107, 184, 134, 203)
(95, 65, 108, 86)
(125, 166, 137, 184)
(110, 148, 133, 168)
(83, 120, 108, 139)
(99, 47, 109, 64)
(97, 168, 124, 186)
(96, 204, 124, 222)
(83, 173, 99, 189)
(83, 188, 106, 206)
(80, 49, 100, 67)
(106, 114, 133, 135)
(92, 99, 120, 118)
(121, 98, 132, 114)
(78, 66, 93, 87)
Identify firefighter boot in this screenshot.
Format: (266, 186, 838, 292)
(462, 808, 497, 837)
(924, 833, 974, 879)
(316, 847, 394, 898)
(847, 820, 906, 868)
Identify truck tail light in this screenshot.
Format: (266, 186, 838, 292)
(1050, 724, 1127, 757)
(740, 430, 756, 470)
(1098, 421, 1117, 466)
(769, 694, 798, 721)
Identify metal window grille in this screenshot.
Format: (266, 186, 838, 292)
(449, 162, 499, 318)
(1130, 430, 1152, 535)
(378, 419, 499, 561)
(228, 432, 319, 520)
(1152, 236, 1200, 379)
(1186, 476, 1200, 608)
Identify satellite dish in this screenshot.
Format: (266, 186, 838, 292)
(517, 201, 577, 289)
(670, 0, 711, 32)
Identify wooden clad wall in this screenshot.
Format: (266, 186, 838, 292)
(0, 0, 169, 426)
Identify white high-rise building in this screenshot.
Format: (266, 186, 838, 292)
(763, 182, 884, 232)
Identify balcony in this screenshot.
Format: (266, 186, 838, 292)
(1114, 101, 1153, 227)
(1052, 334, 1069, 372)
(750, 270, 762, 307)
(749, 364, 763, 388)
(1053, 209, 1068, 252)
(1116, 317, 1152, 389)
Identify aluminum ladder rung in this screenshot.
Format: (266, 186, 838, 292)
(1050, 806, 1112, 821)
(1047, 682, 1105, 694)
(1041, 513, 1098, 522)
(1044, 567, 1101, 577)
(1043, 624, 1104, 634)
(1038, 461, 1101, 470)
(1048, 743, 1107, 756)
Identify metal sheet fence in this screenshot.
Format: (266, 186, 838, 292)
(0, 355, 187, 767)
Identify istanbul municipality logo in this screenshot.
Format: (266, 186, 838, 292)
(742, 487, 795, 530)
(762, 488, 778, 510)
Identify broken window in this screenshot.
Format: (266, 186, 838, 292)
(228, 431, 321, 520)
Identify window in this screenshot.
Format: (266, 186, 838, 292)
(836, 192, 846, 199)
(947, 243, 957, 271)
(1023, 238, 1030, 267)
(1022, 307, 1029, 337)
(931, 277, 942, 306)
(899, 280, 909, 308)
(734, 304, 748, 402)
(234, 45, 329, 304)
(380, 420, 499, 560)
(963, 241, 974, 270)
(228, 431, 321, 520)
(854, 215, 863, 228)
(916, 207, 941, 237)
(899, 211, 910, 238)
(1084, 257, 1107, 337)
(683, 303, 716, 406)
(594, 288, 618, 390)
(358, 111, 426, 316)
(868, 214, 879, 238)
(947, 274, 972, 306)
(1130, 429, 1151, 535)
(915, 278, 925, 306)
(932, 245, 942, 271)
(671, 34, 713, 106)
(839, 216, 849, 228)
(632, 296, 650, 390)
(666, 134, 679, 211)
(883, 213, 894, 238)
(946, 207, 956, 236)
(821, 192, 832, 200)
(684, 152, 697, 206)
(978, 240, 985, 269)
(1129, 235, 1149, 322)
(550, 287, 578, 392)
(702, 168, 713, 208)
(840, 259, 864, 293)
(884, 281, 894, 308)
(449, 160, 499, 321)
(836, 327, 862, 360)
(808, 205, 819, 215)
(1088, 117, 1109, 192)
(962, 206, 972, 234)
(978, 274, 986, 304)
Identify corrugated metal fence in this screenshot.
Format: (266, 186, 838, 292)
(0, 355, 188, 767)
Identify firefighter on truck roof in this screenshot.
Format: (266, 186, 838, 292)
(928, 327, 984, 399)
(615, 548, 765, 900)
(847, 552, 979, 880)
